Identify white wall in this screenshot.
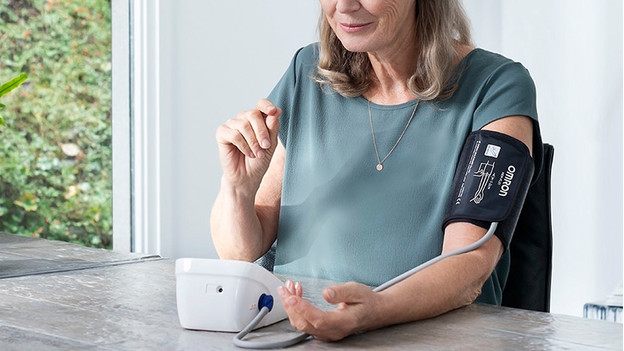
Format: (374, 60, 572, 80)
(157, 0, 320, 259)
(156, 0, 623, 317)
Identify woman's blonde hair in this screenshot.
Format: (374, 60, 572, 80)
(316, 0, 473, 101)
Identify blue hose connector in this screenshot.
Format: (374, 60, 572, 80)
(258, 293, 274, 312)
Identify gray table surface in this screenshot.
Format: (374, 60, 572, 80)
(0, 232, 160, 279)
(0, 233, 621, 350)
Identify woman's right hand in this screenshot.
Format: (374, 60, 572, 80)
(216, 98, 281, 193)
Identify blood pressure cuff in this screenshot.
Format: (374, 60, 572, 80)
(442, 130, 534, 249)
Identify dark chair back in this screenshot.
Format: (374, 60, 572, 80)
(501, 143, 554, 312)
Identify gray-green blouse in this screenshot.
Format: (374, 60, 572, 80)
(267, 44, 542, 305)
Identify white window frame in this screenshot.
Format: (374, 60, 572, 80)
(112, 0, 169, 254)
(112, 0, 131, 252)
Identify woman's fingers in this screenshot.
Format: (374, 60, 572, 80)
(256, 98, 282, 149)
(283, 280, 303, 297)
(256, 98, 279, 117)
(216, 122, 255, 159)
(217, 100, 281, 160)
(322, 282, 369, 305)
(295, 281, 303, 297)
(278, 286, 352, 342)
(225, 114, 266, 158)
(215, 98, 282, 188)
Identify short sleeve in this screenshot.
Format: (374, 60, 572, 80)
(473, 62, 538, 130)
(473, 62, 544, 184)
(268, 47, 305, 146)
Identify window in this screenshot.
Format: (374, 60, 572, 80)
(0, 0, 113, 248)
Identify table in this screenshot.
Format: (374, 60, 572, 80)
(1, 233, 621, 350)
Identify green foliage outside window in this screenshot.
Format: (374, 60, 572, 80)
(0, 0, 112, 248)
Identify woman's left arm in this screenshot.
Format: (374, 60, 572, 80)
(278, 115, 534, 342)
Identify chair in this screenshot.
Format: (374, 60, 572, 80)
(501, 143, 555, 312)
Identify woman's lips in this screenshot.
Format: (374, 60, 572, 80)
(340, 22, 372, 33)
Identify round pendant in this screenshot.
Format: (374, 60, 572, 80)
(376, 164, 383, 171)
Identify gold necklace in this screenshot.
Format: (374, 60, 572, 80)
(368, 100, 419, 171)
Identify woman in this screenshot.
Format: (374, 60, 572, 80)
(211, 0, 542, 342)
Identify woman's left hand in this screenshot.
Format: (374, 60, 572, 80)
(277, 280, 384, 342)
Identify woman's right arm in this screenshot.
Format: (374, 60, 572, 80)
(210, 99, 285, 261)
